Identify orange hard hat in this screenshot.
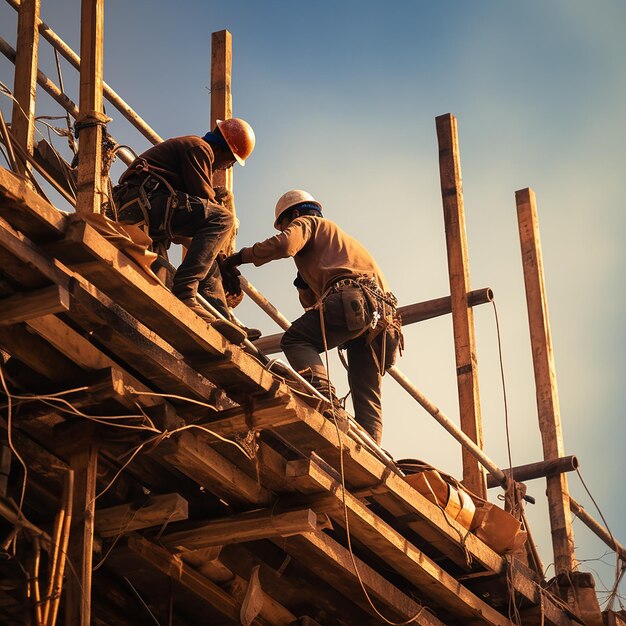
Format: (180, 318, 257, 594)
(216, 118, 256, 166)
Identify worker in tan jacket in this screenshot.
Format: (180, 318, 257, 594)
(223, 190, 402, 444)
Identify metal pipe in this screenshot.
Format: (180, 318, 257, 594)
(486, 455, 578, 489)
(6, 0, 164, 146)
(240, 276, 291, 331)
(252, 287, 494, 355)
(0, 36, 134, 166)
(569, 496, 626, 563)
(399, 287, 493, 325)
(388, 366, 508, 487)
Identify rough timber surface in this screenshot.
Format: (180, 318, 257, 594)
(0, 165, 578, 626)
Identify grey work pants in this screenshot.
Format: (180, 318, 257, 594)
(280, 291, 392, 444)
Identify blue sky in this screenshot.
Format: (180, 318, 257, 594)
(1, 0, 625, 607)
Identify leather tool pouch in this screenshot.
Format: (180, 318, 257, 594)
(341, 286, 370, 331)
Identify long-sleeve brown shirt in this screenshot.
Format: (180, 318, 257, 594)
(241, 216, 390, 308)
(122, 135, 217, 202)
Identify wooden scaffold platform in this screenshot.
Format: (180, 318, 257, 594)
(0, 1, 624, 625)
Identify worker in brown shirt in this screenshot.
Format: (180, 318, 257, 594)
(223, 190, 402, 444)
(111, 118, 255, 329)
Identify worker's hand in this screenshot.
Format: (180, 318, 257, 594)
(293, 272, 309, 290)
(219, 251, 244, 297)
(222, 250, 243, 273)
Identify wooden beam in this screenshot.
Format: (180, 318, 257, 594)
(211, 30, 233, 194)
(76, 0, 105, 214)
(287, 457, 513, 625)
(180, 548, 298, 625)
(162, 508, 317, 551)
(10, 0, 40, 177)
(0, 285, 69, 325)
(436, 113, 487, 499)
(0, 322, 83, 381)
(515, 188, 576, 575)
(95, 493, 188, 538)
(128, 534, 270, 626)
(280, 530, 446, 626)
(62, 433, 98, 626)
(155, 430, 271, 507)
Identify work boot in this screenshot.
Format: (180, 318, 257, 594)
(297, 369, 349, 431)
(179, 297, 247, 344)
(201, 294, 262, 341)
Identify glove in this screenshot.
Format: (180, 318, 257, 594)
(222, 250, 243, 273)
(219, 251, 243, 297)
(293, 272, 310, 290)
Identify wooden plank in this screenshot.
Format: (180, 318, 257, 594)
(10, 0, 40, 177)
(0, 207, 278, 403)
(280, 530, 446, 626)
(287, 457, 513, 625)
(0, 322, 83, 381)
(163, 508, 317, 551)
(95, 493, 188, 538)
(0, 166, 68, 241)
(66, 287, 223, 407)
(196, 395, 302, 442)
(155, 430, 271, 508)
(48, 219, 230, 357)
(128, 534, 270, 626)
(0, 285, 69, 324)
(76, 0, 105, 214)
(515, 188, 575, 575)
(180, 548, 298, 624)
(436, 113, 486, 499)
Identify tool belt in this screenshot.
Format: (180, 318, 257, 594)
(109, 159, 200, 250)
(323, 275, 404, 368)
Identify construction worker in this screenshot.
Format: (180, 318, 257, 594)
(223, 190, 403, 444)
(110, 118, 255, 331)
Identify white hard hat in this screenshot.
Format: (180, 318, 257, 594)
(274, 189, 322, 229)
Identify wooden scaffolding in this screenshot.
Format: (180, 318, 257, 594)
(0, 1, 624, 625)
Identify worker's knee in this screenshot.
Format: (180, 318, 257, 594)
(280, 328, 295, 352)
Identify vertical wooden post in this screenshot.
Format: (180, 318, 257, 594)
(10, 0, 41, 177)
(436, 113, 487, 499)
(210, 29, 233, 194)
(516, 187, 576, 576)
(76, 0, 105, 214)
(64, 441, 98, 626)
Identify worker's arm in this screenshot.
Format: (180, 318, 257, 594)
(239, 217, 314, 267)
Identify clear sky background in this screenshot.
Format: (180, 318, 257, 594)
(1, 0, 625, 609)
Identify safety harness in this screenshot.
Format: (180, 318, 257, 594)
(110, 158, 195, 253)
